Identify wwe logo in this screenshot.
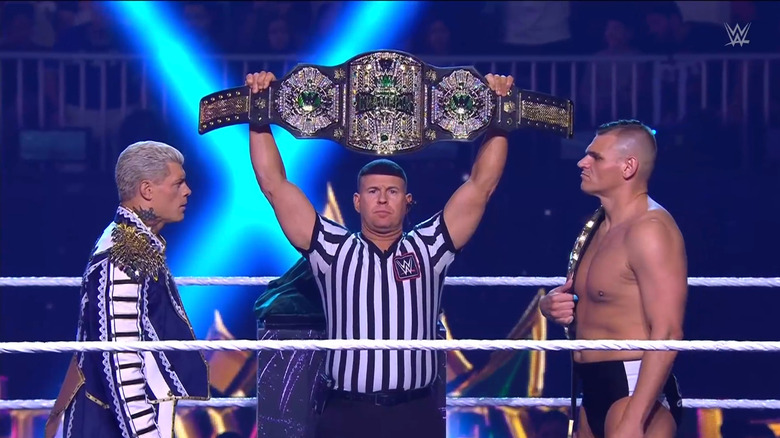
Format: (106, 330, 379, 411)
(724, 22, 751, 47)
(397, 258, 415, 275)
(393, 253, 420, 281)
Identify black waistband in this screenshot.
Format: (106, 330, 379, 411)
(329, 386, 432, 407)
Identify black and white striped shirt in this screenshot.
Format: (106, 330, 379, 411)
(300, 211, 457, 393)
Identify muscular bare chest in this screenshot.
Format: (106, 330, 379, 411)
(573, 226, 634, 304)
(571, 223, 649, 361)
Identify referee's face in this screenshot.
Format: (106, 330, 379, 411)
(355, 174, 411, 232)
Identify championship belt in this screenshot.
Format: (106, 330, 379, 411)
(564, 206, 605, 438)
(564, 206, 605, 339)
(197, 50, 574, 155)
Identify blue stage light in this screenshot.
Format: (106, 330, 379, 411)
(106, 1, 424, 337)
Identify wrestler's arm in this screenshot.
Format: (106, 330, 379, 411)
(98, 263, 162, 434)
(622, 218, 688, 427)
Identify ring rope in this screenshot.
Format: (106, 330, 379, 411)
(1, 397, 778, 410)
(1, 339, 780, 354)
(2, 277, 776, 416)
(1, 276, 779, 288)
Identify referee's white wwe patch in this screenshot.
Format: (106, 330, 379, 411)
(393, 252, 420, 281)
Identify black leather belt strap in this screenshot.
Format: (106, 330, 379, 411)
(568, 358, 578, 438)
(329, 386, 431, 407)
(564, 207, 604, 438)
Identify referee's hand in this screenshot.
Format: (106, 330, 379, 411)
(246, 71, 276, 93)
(485, 73, 514, 97)
(539, 278, 576, 326)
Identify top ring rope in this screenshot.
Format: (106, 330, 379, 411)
(1, 339, 780, 355)
(1, 397, 779, 411)
(1, 276, 779, 287)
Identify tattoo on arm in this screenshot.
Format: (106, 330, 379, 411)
(133, 207, 162, 229)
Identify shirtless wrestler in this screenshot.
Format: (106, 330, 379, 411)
(540, 120, 688, 438)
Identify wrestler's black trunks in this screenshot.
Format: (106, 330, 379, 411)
(574, 359, 683, 438)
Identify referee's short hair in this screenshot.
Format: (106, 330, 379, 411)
(357, 159, 408, 190)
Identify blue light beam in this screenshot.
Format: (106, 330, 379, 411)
(106, 1, 425, 337)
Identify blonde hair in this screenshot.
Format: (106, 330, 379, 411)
(115, 141, 184, 201)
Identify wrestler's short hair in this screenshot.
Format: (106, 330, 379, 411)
(357, 159, 408, 190)
(596, 119, 657, 152)
(115, 141, 185, 202)
(597, 119, 658, 178)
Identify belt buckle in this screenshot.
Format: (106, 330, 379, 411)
(373, 393, 393, 407)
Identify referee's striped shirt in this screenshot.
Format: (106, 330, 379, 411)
(299, 211, 457, 393)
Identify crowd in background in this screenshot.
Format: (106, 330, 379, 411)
(2, 1, 780, 172)
(2, 1, 779, 56)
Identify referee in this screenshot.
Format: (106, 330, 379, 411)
(245, 70, 513, 438)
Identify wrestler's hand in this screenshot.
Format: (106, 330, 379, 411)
(485, 73, 514, 97)
(539, 278, 576, 326)
(246, 71, 276, 93)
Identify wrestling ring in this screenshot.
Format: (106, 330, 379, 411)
(1, 275, 779, 436)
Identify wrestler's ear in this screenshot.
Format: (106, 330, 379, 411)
(139, 179, 154, 201)
(623, 156, 639, 180)
(353, 192, 360, 213)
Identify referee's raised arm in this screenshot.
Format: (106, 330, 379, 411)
(246, 71, 317, 252)
(442, 73, 513, 251)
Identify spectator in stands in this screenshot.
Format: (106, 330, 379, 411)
(182, 1, 229, 53)
(53, 2, 139, 158)
(266, 16, 295, 53)
(578, 16, 650, 125)
(232, 1, 309, 54)
(641, 2, 716, 54)
(415, 15, 453, 56)
(497, 1, 572, 55)
(0, 1, 56, 156)
(490, 1, 573, 98)
(51, 2, 79, 45)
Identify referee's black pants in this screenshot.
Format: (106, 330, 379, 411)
(315, 388, 445, 438)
